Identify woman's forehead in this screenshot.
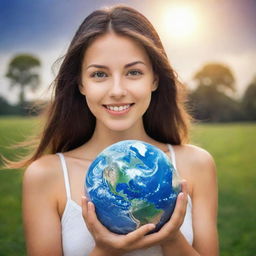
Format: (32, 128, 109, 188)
(82, 33, 151, 67)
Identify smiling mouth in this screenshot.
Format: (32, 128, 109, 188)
(103, 103, 134, 112)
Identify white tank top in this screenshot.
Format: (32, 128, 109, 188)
(57, 144, 193, 256)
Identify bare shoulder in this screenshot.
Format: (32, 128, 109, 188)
(175, 144, 216, 171)
(23, 154, 62, 190)
(173, 144, 217, 193)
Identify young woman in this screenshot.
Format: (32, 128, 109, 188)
(19, 5, 218, 256)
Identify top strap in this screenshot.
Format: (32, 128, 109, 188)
(167, 144, 177, 170)
(57, 153, 71, 200)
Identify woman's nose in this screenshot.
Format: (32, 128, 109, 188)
(109, 77, 127, 98)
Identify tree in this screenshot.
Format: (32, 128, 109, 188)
(6, 54, 41, 104)
(242, 76, 256, 121)
(0, 96, 15, 115)
(189, 62, 243, 122)
(189, 85, 244, 122)
(193, 62, 235, 94)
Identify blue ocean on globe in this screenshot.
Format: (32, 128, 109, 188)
(85, 140, 181, 235)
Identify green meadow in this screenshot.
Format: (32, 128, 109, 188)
(0, 117, 255, 256)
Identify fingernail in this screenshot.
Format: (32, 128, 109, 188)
(148, 223, 156, 229)
(88, 201, 94, 209)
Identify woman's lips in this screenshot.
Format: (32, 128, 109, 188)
(103, 103, 134, 115)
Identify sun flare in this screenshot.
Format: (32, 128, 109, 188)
(162, 5, 199, 40)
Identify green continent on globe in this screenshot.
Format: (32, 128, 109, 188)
(130, 199, 164, 226)
(104, 164, 164, 227)
(104, 164, 136, 199)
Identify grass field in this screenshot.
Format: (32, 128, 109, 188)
(0, 117, 255, 256)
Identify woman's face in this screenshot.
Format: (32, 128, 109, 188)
(80, 32, 158, 132)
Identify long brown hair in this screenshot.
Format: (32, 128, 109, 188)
(4, 4, 191, 168)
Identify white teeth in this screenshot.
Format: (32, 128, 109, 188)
(106, 104, 131, 112)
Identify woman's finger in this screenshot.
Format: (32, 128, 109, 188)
(82, 196, 97, 234)
(81, 196, 88, 220)
(171, 192, 187, 224)
(180, 179, 188, 195)
(172, 179, 188, 222)
(125, 223, 156, 244)
(157, 180, 188, 235)
(86, 201, 111, 234)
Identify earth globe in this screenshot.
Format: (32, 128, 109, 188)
(85, 140, 181, 235)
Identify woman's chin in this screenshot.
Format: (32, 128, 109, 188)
(106, 125, 133, 133)
(102, 121, 138, 134)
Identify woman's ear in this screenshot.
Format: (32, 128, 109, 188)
(152, 76, 159, 91)
(79, 85, 86, 96)
(78, 78, 86, 96)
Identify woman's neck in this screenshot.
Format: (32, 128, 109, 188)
(77, 120, 169, 160)
(93, 123, 150, 147)
(83, 120, 156, 156)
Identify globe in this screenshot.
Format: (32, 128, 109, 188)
(85, 140, 181, 235)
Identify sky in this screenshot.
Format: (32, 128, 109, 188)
(1, 0, 256, 103)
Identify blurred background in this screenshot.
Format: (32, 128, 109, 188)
(0, 0, 255, 255)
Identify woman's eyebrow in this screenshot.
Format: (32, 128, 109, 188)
(125, 61, 146, 68)
(86, 61, 146, 70)
(86, 64, 106, 70)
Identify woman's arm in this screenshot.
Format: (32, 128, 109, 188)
(162, 146, 219, 256)
(22, 157, 63, 256)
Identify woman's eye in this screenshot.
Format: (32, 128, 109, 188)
(90, 71, 107, 78)
(127, 70, 143, 76)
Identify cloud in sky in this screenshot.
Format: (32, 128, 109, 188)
(1, 0, 256, 103)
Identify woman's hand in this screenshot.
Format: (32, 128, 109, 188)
(82, 180, 188, 255)
(82, 197, 156, 256)
(153, 180, 188, 246)
(129, 180, 188, 248)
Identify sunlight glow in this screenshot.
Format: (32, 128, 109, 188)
(163, 5, 199, 40)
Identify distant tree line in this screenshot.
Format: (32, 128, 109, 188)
(1, 54, 256, 122)
(187, 63, 256, 122)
